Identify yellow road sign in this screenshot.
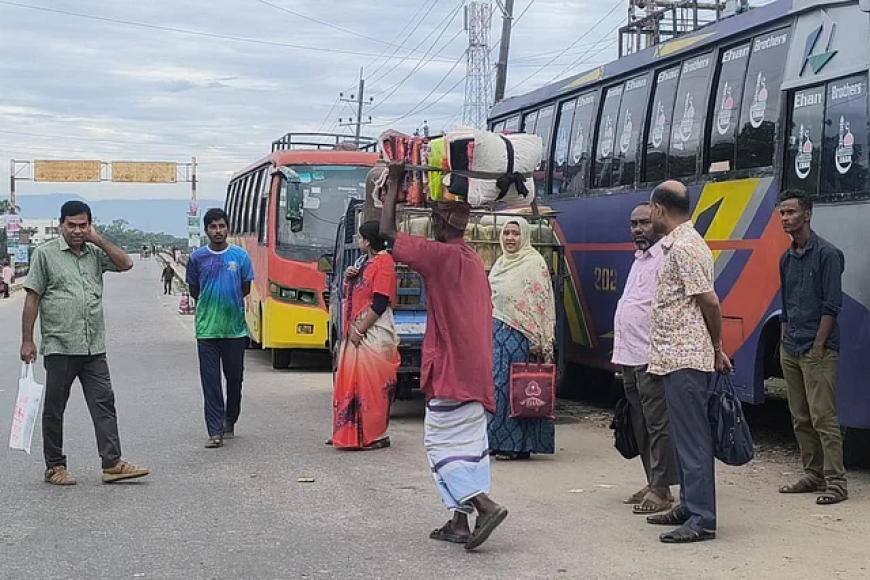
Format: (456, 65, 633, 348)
(111, 161, 177, 183)
(34, 160, 101, 182)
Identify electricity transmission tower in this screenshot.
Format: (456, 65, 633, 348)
(462, 1, 493, 129)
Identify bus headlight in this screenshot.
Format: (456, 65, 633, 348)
(269, 281, 321, 307)
(297, 324, 315, 335)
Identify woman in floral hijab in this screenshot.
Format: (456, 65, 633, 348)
(487, 217, 556, 460)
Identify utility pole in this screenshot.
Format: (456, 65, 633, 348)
(494, 0, 515, 103)
(339, 68, 373, 144)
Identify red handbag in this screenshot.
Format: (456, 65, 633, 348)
(509, 362, 556, 420)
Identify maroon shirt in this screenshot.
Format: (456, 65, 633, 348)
(393, 232, 495, 412)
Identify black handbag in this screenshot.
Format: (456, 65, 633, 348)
(610, 397, 639, 460)
(708, 373, 755, 466)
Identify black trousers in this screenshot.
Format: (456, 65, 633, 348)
(163, 279, 173, 294)
(197, 338, 247, 436)
(43, 354, 122, 469)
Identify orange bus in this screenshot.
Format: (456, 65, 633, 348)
(224, 133, 378, 368)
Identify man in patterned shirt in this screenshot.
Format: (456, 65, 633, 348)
(186, 208, 254, 449)
(645, 181, 731, 544)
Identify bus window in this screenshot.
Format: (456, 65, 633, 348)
(822, 76, 870, 197)
(565, 91, 597, 194)
(243, 172, 258, 233)
(737, 28, 790, 170)
(492, 120, 506, 133)
(669, 53, 713, 178)
(534, 105, 556, 195)
(784, 85, 825, 196)
(523, 110, 538, 134)
(552, 99, 576, 196)
(504, 115, 520, 133)
(229, 180, 242, 234)
(224, 181, 237, 232)
(614, 74, 650, 186)
(249, 169, 264, 235)
(258, 170, 271, 245)
(708, 43, 751, 173)
(594, 84, 624, 189)
(644, 66, 681, 182)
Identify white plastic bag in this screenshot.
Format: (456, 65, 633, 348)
(9, 363, 45, 454)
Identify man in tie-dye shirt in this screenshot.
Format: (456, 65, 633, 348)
(186, 208, 254, 448)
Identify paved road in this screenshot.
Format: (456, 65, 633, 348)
(1, 260, 869, 580)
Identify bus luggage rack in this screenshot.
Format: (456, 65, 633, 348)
(271, 132, 378, 152)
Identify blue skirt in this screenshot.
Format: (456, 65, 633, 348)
(487, 319, 555, 455)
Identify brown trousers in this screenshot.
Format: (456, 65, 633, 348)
(780, 347, 846, 491)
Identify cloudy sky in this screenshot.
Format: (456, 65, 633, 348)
(0, 0, 760, 204)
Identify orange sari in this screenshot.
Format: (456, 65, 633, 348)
(332, 253, 400, 449)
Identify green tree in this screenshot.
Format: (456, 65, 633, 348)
(0, 199, 20, 215)
(93, 218, 187, 251)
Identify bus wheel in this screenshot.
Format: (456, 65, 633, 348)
(272, 348, 292, 370)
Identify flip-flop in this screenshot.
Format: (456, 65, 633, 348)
(429, 521, 469, 544)
(464, 506, 509, 551)
(205, 436, 223, 449)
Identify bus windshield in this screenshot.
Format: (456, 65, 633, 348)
(276, 165, 369, 262)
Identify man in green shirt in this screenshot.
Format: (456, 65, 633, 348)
(21, 201, 150, 486)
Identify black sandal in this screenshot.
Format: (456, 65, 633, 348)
(816, 488, 848, 505)
(646, 506, 689, 526)
(429, 521, 469, 544)
(660, 525, 716, 544)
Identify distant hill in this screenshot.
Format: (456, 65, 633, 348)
(16, 195, 225, 237)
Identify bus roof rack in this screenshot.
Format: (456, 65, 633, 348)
(271, 132, 378, 153)
(619, 0, 748, 58)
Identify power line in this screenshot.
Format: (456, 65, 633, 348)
(372, 55, 466, 127)
(254, 0, 435, 53)
(547, 33, 619, 83)
(507, 0, 623, 93)
(369, 0, 465, 87)
(369, 24, 465, 114)
(0, 0, 455, 61)
(315, 97, 341, 133)
(358, 1, 437, 82)
(366, 0, 442, 83)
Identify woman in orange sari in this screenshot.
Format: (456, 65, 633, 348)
(332, 221, 400, 450)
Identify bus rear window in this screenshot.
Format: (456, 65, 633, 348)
(669, 53, 713, 178)
(644, 66, 681, 182)
(594, 84, 624, 188)
(565, 92, 597, 194)
(822, 76, 869, 197)
(708, 43, 751, 173)
(784, 86, 825, 195)
(614, 75, 650, 186)
(737, 28, 790, 170)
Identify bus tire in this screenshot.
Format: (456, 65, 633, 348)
(272, 348, 292, 370)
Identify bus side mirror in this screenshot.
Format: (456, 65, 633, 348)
(284, 180, 304, 233)
(317, 253, 334, 273)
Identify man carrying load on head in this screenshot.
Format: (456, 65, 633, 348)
(379, 161, 509, 552)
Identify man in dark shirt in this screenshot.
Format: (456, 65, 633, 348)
(777, 190, 847, 505)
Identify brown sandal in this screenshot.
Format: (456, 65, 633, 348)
(44, 466, 77, 486)
(633, 491, 672, 514)
(624, 486, 649, 505)
(779, 476, 825, 494)
(205, 435, 223, 449)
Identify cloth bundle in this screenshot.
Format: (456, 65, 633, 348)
(371, 127, 543, 209)
(374, 130, 430, 207)
(444, 128, 542, 207)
